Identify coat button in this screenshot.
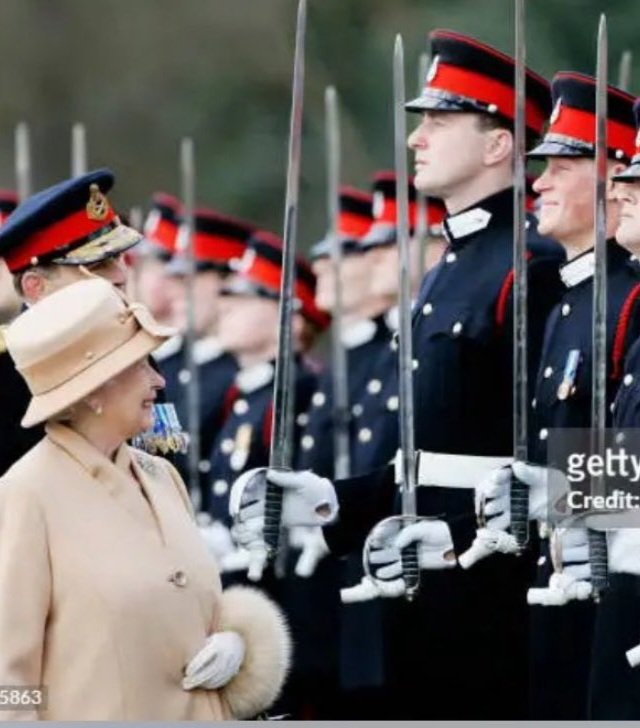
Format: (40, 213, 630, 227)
(452, 321, 463, 335)
(367, 379, 382, 395)
(531, 398, 537, 409)
(616, 432, 626, 444)
(312, 392, 326, 407)
(301, 435, 315, 451)
(220, 438, 234, 454)
(539, 428, 549, 441)
(624, 373, 634, 386)
(422, 302, 433, 316)
(358, 428, 372, 443)
(213, 479, 228, 496)
(178, 369, 191, 385)
(543, 366, 553, 379)
(168, 570, 188, 588)
(233, 399, 249, 415)
(412, 359, 419, 370)
(561, 303, 571, 317)
(386, 396, 399, 411)
(445, 252, 457, 263)
(296, 412, 309, 427)
(198, 459, 211, 473)
(352, 403, 364, 417)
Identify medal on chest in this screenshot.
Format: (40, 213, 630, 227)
(557, 349, 581, 400)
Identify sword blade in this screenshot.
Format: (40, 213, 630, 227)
(325, 85, 351, 479)
(14, 122, 31, 203)
(617, 49, 632, 92)
(394, 34, 419, 598)
(264, 0, 307, 557)
(589, 13, 609, 596)
(71, 123, 88, 178)
(510, 0, 530, 548)
(180, 137, 202, 505)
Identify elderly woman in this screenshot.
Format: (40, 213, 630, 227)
(0, 277, 290, 721)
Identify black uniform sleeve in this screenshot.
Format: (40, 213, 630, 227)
(323, 464, 396, 557)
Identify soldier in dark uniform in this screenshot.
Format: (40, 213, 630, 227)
(0, 191, 19, 323)
(156, 207, 253, 513)
(231, 30, 563, 719)
(0, 169, 142, 477)
(587, 99, 640, 720)
(208, 229, 329, 526)
(463, 73, 640, 720)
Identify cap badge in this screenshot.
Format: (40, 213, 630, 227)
(550, 97, 562, 125)
(86, 184, 109, 221)
(372, 190, 385, 220)
(236, 247, 256, 273)
(426, 55, 439, 84)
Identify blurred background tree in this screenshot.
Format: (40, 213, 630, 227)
(0, 0, 635, 248)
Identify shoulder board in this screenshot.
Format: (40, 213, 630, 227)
(495, 251, 533, 328)
(611, 283, 640, 380)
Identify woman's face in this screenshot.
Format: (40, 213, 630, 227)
(92, 357, 166, 440)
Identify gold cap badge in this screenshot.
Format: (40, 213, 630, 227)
(86, 183, 109, 221)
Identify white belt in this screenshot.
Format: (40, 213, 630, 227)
(394, 449, 513, 489)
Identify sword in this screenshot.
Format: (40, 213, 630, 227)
(509, 0, 530, 549)
(588, 13, 609, 599)
(262, 0, 307, 564)
(180, 137, 202, 505)
(325, 85, 351, 480)
(393, 34, 420, 599)
(414, 52, 430, 284)
(14, 123, 31, 203)
(617, 49, 632, 92)
(71, 123, 88, 178)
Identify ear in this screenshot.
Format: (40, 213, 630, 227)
(19, 270, 48, 303)
(484, 128, 513, 166)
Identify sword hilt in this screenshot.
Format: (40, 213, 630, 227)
(263, 467, 287, 560)
(510, 469, 529, 549)
(588, 527, 608, 599)
(401, 540, 420, 601)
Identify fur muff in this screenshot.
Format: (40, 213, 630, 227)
(218, 586, 292, 719)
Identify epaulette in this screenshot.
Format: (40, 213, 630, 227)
(611, 283, 640, 380)
(495, 251, 533, 328)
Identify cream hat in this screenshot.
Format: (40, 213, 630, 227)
(5, 278, 176, 427)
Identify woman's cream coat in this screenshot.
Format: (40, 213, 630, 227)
(0, 423, 290, 720)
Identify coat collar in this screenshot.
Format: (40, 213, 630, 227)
(341, 318, 378, 349)
(45, 422, 165, 540)
(235, 361, 275, 393)
(559, 240, 631, 289)
(193, 335, 224, 365)
(153, 334, 183, 362)
(442, 187, 517, 246)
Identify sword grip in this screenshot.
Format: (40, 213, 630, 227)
(588, 527, 608, 597)
(263, 470, 286, 560)
(401, 541, 420, 601)
(510, 471, 530, 549)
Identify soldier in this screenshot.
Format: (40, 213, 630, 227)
(0, 169, 142, 477)
(0, 191, 19, 324)
(466, 73, 640, 719)
(156, 208, 252, 512)
(208, 230, 329, 527)
(230, 30, 563, 718)
(588, 98, 640, 720)
(132, 192, 182, 327)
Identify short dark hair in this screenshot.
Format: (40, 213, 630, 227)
(474, 113, 539, 152)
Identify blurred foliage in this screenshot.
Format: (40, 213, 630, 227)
(0, 0, 635, 251)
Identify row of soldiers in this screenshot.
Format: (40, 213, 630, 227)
(2, 23, 640, 721)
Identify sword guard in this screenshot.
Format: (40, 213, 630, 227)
(510, 469, 529, 550)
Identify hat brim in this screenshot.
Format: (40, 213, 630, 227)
(310, 237, 362, 261)
(612, 162, 640, 182)
(52, 224, 142, 266)
(405, 89, 486, 115)
(527, 139, 594, 160)
(165, 255, 230, 277)
(360, 223, 397, 251)
(21, 327, 172, 427)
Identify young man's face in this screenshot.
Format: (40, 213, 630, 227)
(312, 254, 371, 315)
(533, 157, 596, 244)
(408, 111, 490, 197)
(217, 290, 279, 357)
(614, 179, 640, 250)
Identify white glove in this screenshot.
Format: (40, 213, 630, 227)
(459, 462, 567, 568)
(341, 518, 455, 603)
(527, 528, 592, 606)
(289, 526, 330, 578)
(219, 547, 253, 573)
(198, 519, 235, 562)
(182, 631, 246, 691)
(626, 644, 640, 668)
(228, 468, 338, 581)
